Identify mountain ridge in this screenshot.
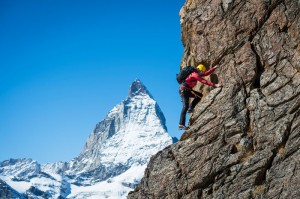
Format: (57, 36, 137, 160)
(0, 80, 174, 199)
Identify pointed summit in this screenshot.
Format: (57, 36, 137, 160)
(128, 79, 152, 98)
(0, 78, 173, 199)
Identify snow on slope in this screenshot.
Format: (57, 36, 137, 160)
(64, 80, 173, 198)
(68, 164, 146, 199)
(93, 94, 171, 166)
(0, 159, 40, 181)
(0, 162, 70, 199)
(0, 80, 174, 199)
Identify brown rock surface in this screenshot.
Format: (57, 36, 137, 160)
(128, 0, 300, 198)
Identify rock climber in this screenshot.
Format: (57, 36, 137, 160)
(179, 64, 222, 130)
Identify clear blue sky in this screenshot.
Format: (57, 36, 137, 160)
(0, 0, 186, 164)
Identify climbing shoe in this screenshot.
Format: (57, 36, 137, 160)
(178, 125, 187, 130)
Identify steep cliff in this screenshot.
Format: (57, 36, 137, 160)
(128, 0, 300, 198)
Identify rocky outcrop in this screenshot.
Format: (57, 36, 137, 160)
(0, 179, 25, 199)
(67, 79, 172, 186)
(128, 0, 300, 198)
(0, 159, 41, 182)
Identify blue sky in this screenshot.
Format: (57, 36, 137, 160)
(0, 0, 186, 164)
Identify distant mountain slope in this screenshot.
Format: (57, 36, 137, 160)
(0, 79, 174, 199)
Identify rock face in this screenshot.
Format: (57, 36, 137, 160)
(128, 0, 300, 198)
(0, 159, 41, 182)
(67, 79, 172, 185)
(0, 179, 25, 199)
(0, 159, 71, 199)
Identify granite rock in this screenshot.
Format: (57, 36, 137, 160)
(128, 0, 300, 198)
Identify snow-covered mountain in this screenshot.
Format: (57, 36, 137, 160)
(0, 79, 174, 199)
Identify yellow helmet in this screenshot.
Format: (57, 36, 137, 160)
(197, 64, 206, 72)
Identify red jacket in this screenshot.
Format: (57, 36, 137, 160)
(181, 67, 216, 89)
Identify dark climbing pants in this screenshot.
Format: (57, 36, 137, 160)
(179, 89, 202, 126)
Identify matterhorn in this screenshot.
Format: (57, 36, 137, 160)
(0, 79, 174, 199)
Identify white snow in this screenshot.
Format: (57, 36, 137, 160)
(78, 93, 172, 170)
(0, 175, 31, 193)
(0, 174, 68, 199)
(0, 159, 40, 181)
(68, 164, 146, 199)
(0, 81, 174, 199)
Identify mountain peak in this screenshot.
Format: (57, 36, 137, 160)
(128, 79, 151, 98)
